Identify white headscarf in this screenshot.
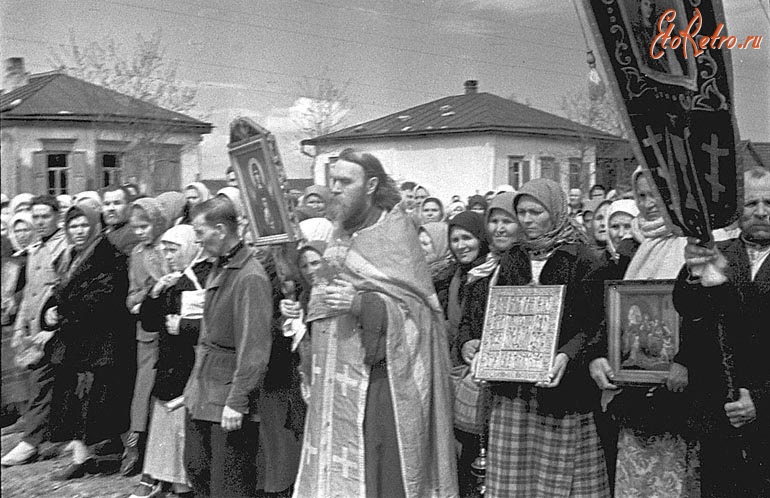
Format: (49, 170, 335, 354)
(606, 199, 639, 260)
(624, 168, 687, 280)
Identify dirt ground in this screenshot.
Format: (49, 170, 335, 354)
(1, 432, 138, 498)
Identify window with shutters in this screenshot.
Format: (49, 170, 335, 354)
(507, 156, 530, 189)
(540, 156, 559, 183)
(100, 153, 122, 188)
(47, 153, 69, 195)
(569, 158, 583, 190)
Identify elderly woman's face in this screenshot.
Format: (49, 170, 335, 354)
(13, 221, 34, 248)
(635, 175, 661, 221)
(608, 212, 634, 248)
(516, 195, 554, 240)
(161, 241, 183, 272)
(592, 204, 610, 242)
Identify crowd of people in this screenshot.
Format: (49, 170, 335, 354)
(0, 149, 768, 498)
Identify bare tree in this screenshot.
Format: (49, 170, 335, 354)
(48, 30, 202, 193)
(49, 30, 197, 113)
(294, 67, 352, 139)
(293, 67, 354, 180)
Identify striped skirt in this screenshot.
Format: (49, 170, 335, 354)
(487, 393, 610, 498)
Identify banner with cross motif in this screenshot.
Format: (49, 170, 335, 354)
(579, 0, 742, 243)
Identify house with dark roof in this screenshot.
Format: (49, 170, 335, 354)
(301, 80, 628, 201)
(1, 58, 212, 196)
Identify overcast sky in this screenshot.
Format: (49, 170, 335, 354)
(2, 0, 768, 179)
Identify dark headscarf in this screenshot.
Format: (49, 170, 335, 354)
(467, 194, 488, 213)
(513, 178, 587, 258)
(447, 211, 489, 269)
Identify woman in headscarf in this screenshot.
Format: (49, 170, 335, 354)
(301, 185, 332, 218)
(443, 211, 495, 495)
(467, 194, 488, 216)
(445, 200, 466, 220)
(588, 168, 694, 498)
(41, 203, 134, 480)
(9, 193, 34, 214)
(420, 196, 445, 224)
(127, 224, 210, 498)
(1, 212, 37, 422)
(179, 183, 211, 225)
(466, 178, 609, 498)
(122, 197, 171, 477)
(418, 221, 453, 312)
(156, 191, 187, 227)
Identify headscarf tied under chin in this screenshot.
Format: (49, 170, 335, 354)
(606, 199, 639, 260)
(160, 224, 200, 271)
(447, 211, 494, 283)
(8, 211, 37, 253)
(514, 178, 587, 259)
(624, 166, 687, 280)
(60, 203, 104, 285)
(419, 222, 450, 264)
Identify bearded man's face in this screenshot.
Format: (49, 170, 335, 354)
(328, 160, 372, 224)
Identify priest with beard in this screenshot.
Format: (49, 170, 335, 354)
(293, 148, 458, 498)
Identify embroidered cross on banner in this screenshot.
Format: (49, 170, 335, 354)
(701, 133, 728, 202)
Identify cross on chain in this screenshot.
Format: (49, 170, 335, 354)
(335, 365, 360, 398)
(701, 133, 728, 202)
(332, 447, 357, 479)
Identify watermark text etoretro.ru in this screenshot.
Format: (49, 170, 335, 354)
(650, 8, 763, 60)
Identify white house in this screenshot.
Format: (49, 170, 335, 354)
(1, 59, 212, 196)
(301, 81, 627, 202)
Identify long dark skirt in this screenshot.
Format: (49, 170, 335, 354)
(49, 364, 133, 445)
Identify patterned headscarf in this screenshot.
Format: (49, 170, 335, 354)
(132, 197, 168, 244)
(514, 178, 587, 259)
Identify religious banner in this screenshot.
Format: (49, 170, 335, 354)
(228, 117, 298, 246)
(227, 117, 300, 284)
(474, 285, 565, 383)
(579, 0, 743, 242)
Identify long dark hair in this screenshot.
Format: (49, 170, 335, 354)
(338, 148, 401, 211)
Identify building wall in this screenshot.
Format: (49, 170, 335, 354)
(311, 133, 597, 204)
(1, 122, 204, 196)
